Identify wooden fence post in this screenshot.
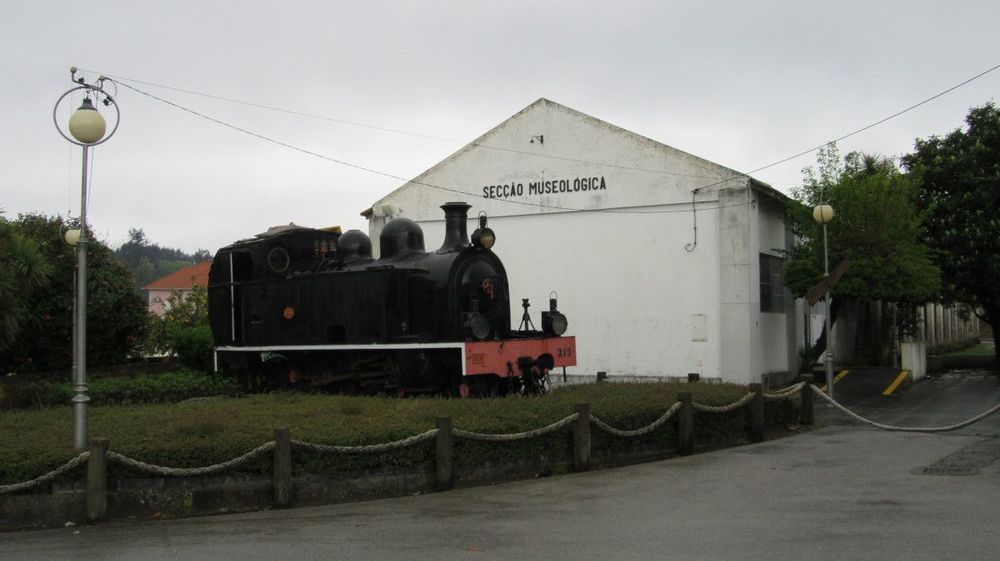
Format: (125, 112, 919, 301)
(435, 417, 454, 491)
(677, 392, 694, 456)
(273, 428, 292, 507)
(749, 383, 764, 443)
(573, 403, 591, 471)
(799, 374, 814, 426)
(86, 437, 108, 523)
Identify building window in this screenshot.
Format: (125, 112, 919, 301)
(759, 253, 785, 313)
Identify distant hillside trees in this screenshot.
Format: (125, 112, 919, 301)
(115, 228, 210, 288)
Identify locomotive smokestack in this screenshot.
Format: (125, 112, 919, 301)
(439, 202, 472, 252)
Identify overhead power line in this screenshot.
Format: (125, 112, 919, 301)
(101, 61, 1000, 216)
(111, 79, 745, 216)
(80, 68, 723, 182)
(718, 61, 1000, 187)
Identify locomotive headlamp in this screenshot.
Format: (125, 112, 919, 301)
(471, 213, 496, 249)
(542, 292, 568, 336)
(472, 228, 495, 249)
(543, 311, 568, 336)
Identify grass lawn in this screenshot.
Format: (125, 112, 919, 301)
(1, 382, 782, 485)
(944, 341, 996, 357)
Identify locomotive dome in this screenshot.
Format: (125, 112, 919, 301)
(337, 229, 373, 263)
(379, 217, 425, 259)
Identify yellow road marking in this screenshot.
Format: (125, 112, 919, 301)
(883, 370, 911, 396)
(818, 369, 849, 392)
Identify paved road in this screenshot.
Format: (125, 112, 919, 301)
(3, 371, 998, 561)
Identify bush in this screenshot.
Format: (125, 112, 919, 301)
(0, 214, 147, 374)
(0, 369, 235, 410)
(140, 312, 169, 357)
(168, 326, 214, 372)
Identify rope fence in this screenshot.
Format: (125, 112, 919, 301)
(1, 383, 792, 505)
(763, 382, 806, 400)
(693, 392, 755, 413)
(107, 442, 276, 477)
(810, 384, 1000, 433)
(453, 414, 579, 442)
(0, 452, 90, 495)
(591, 402, 683, 437)
(14, 373, 998, 524)
(292, 429, 439, 453)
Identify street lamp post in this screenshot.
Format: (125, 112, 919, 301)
(53, 68, 120, 449)
(813, 203, 835, 400)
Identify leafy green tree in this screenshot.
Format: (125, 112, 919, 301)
(161, 284, 209, 328)
(143, 285, 212, 370)
(902, 102, 1000, 365)
(785, 145, 940, 366)
(0, 211, 53, 354)
(0, 214, 148, 374)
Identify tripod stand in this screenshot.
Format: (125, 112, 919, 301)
(517, 298, 536, 332)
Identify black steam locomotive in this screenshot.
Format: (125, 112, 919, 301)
(208, 202, 575, 396)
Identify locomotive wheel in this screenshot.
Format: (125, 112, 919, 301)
(488, 375, 508, 397)
(515, 356, 548, 395)
(483, 374, 501, 397)
(459, 375, 501, 398)
(383, 357, 402, 394)
(522, 366, 547, 395)
(426, 354, 462, 397)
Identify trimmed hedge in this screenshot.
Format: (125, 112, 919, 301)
(0, 382, 799, 486)
(0, 370, 237, 410)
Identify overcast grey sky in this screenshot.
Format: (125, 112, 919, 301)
(3, 1, 998, 254)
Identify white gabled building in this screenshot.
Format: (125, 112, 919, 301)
(365, 98, 802, 386)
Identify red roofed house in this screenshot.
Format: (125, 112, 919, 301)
(143, 261, 212, 316)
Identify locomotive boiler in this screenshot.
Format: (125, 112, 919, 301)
(208, 202, 576, 396)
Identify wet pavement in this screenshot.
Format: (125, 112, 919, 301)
(816, 367, 1000, 436)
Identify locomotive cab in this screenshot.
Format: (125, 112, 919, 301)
(208, 225, 342, 345)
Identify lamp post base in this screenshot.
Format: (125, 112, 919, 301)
(72, 389, 89, 449)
